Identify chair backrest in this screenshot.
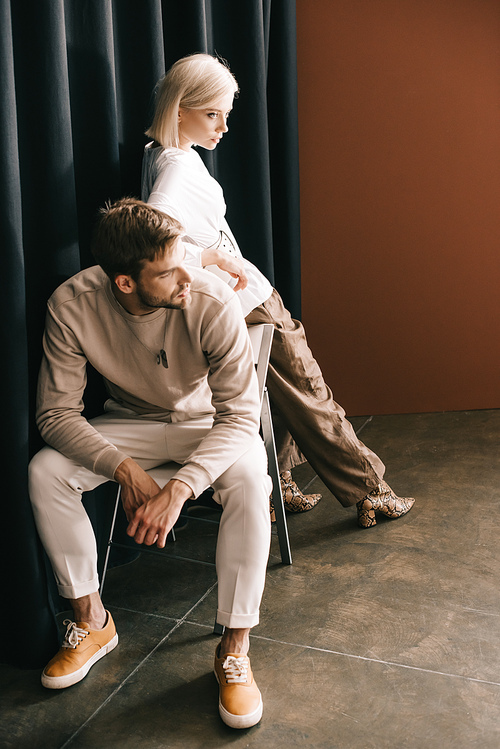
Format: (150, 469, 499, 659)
(247, 324, 274, 405)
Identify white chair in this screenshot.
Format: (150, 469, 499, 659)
(246, 324, 291, 565)
(99, 323, 292, 623)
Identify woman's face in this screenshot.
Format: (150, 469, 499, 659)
(178, 92, 234, 151)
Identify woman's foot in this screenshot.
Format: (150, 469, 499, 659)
(280, 471, 322, 513)
(356, 480, 415, 528)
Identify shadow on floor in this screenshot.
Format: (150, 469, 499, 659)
(2, 410, 500, 748)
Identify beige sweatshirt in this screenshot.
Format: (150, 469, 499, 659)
(36, 264, 261, 498)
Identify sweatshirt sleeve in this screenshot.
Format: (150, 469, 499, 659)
(36, 304, 129, 479)
(171, 293, 262, 497)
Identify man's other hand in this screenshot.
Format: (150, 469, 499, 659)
(125, 476, 193, 548)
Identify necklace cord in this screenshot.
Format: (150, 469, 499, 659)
(122, 313, 169, 368)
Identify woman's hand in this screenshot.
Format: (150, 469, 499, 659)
(201, 248, 248, 291)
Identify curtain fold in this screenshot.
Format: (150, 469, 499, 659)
(0, 0, 61, 667)
(1, 0, 300, 667)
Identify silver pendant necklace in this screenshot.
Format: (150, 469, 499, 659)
(123, 312, 169, 369)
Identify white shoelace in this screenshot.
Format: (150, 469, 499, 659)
(61, 619, 89, 650)
(222, 655, 249, 684)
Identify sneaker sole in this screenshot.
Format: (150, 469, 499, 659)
(41, 633, 119, 689)
(218, 697, 263, 729)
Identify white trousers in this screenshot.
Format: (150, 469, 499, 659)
(28, 412, 272, 629)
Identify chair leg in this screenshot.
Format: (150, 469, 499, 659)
(213, 619, 225, 636)
(261, 390, 292, 565)
(100, 485, 122, 596)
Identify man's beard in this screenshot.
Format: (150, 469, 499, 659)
(136, 284, 191, 311)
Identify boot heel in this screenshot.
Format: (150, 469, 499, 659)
(356, 499, 376, 528)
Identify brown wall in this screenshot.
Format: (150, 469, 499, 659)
(296, 0, 500, 415)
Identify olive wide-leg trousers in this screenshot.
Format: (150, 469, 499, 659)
(246, 290, 385, 507)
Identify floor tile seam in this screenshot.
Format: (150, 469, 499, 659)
(179, 622, 500, 689)
(462, 607, 500, 617)
(301, 474, 319, 493)
(106, 579, 219, 627)
(106, 605, 180, 623)
(60, 582, 219, 749)
(352, 415, 374, 436)
(306, 595, 500, 620)
(249, 634, 500, 688)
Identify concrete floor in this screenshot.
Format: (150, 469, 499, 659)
(2, 410, 500, 748)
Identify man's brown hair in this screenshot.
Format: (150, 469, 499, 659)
(92, 197, 184, 282)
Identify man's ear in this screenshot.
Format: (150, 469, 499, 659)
(114, 274, 135, 295)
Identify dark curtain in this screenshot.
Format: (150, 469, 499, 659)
(0, 0, 300, 667)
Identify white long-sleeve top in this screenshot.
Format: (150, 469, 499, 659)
(36, 265, 262, 499)
(141, 144, 273, 317)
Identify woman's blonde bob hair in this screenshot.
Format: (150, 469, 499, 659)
(145, 53, 239, 149)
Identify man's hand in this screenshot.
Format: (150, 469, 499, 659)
(114, 458, 161, 522)
(114, 459, 194, 548)
(201, 248, 248, 292)
(126, 479, 194, 548)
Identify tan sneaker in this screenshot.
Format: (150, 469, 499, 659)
(214, 645, 263, 729)
(41, 611, 118, 689)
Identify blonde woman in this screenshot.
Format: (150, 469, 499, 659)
(142, 53, 414, 528)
